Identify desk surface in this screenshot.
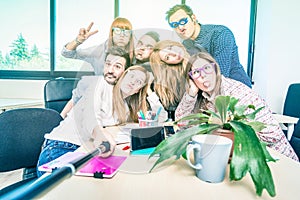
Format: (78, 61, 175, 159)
(37, 126, 300, 200)
(0, 98, 43, 111)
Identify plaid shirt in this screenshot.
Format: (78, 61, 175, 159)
(175, 76, 299, 161)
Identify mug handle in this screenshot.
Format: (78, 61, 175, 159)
(186, 143, 202, 170)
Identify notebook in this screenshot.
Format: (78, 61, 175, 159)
(38, 152, 127, 178)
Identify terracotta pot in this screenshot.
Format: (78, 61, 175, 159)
(212, 129, 234, 162)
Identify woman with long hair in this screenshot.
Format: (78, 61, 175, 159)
(113, 65, 167, 123)
(175, 52, 298, 161)
(150, 40, 190, 120)
(61, 17, 134, 75)
(37, 65, 167, 177)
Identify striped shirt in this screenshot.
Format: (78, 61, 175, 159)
(175, 76, 299, 161)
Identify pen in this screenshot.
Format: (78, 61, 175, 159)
(137, 112, 142, 119)
(154, 106, 162, 120)
(139, 110, 146, 119)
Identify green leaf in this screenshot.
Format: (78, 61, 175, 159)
(234, 104, 248, 117)
(245, 106, 265, 120)
(149, 124, 221, 172)
(215, 96, 231, 123)
(259, 142, 277, 162)
(174, 112, 210, 124)
(228, 96, 239, 114)
(245, 121, 266, 132)
(229, 121, 276, 197)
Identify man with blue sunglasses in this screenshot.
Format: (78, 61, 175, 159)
(166, 4, 252, 88)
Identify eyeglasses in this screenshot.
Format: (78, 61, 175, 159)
(188, 63, 216, 79)
(169, 17, 188, 28)
(112, 27, 132, 36)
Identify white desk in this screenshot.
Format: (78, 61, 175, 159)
(273, 113, 299, 140)
(0, 98, 43, 113)
(35, 126, 300, 200)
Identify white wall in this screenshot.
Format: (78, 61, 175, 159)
(0, 79, 46, 99)
(253, 0, 300, 113)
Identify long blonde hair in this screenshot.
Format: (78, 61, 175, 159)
(113, 65, 150, 124)
(150, 40, 190, 109)
(108, 17, 134, 64)
(186, 52, 222, 111)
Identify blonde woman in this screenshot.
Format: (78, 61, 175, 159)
(150, 40, 190, 120)
(61, 17, 134, 75)
(37, 65, 167, 177)
(113, 65, 168, 123)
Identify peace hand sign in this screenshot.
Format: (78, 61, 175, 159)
(76, 22, 99, 44)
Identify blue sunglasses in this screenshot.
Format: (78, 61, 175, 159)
(169, 17, 188, 28)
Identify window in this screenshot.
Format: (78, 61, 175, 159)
(0, 0, 255, 80)
(0, 0, 49, 71)
(56, 0, 114, 72)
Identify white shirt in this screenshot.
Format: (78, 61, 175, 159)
(45, 76, 117, 145)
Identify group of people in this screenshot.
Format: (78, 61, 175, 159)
(37, 4, 298, 176)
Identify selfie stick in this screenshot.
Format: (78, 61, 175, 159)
(1, 142, 110, 200)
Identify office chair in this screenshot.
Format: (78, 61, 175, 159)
(277, 83, 300, 139)
(44, 78, 79, 113)
(283, 83, 300, 118)
(0, 108, 63, 194)
(290, 120, 300, 160)
(283, 83, 300, 158)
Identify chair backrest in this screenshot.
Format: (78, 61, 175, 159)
(283, 83, 300, 118)
(0, 108, 63, 172)
(44, 78, 79, 113)
(290, 120, 300, 159)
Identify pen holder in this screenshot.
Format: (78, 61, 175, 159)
(138, 119, 158, 127)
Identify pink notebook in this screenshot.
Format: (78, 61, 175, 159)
(38, 152, 127, 178)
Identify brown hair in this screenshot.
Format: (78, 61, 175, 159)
(113, 65, 151, 124)
(166, 4, 194, 23)
(150, 40, 190, 109)
(108, 17, 134, 64)
(186, 52, 222, 111)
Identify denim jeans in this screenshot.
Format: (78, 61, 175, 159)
(36, 139, 79, 177)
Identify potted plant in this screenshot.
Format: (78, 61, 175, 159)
(149, 95, 277, 197)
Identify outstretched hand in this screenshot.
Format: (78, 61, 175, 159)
(76, 22, 99, 44)
(92, 126, 116, 158)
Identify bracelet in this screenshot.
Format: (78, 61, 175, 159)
(75, 37, 82, 45)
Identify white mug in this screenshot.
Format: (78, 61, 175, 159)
(186, 134, 232, 183)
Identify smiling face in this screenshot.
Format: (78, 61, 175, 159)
(120, 70, 146, 96)
(134, 35, 156, 62)
(158, 45, 184, 64)
(190, 58, 217, 94)
(169, 9, 197, 39)
(103, 54, 126, 85)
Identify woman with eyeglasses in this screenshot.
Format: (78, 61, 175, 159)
(175, 52, 299, 161)
(37, 65, 167, 177)
(61, 17, 134, 75)
(149, 40, 190, 121)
